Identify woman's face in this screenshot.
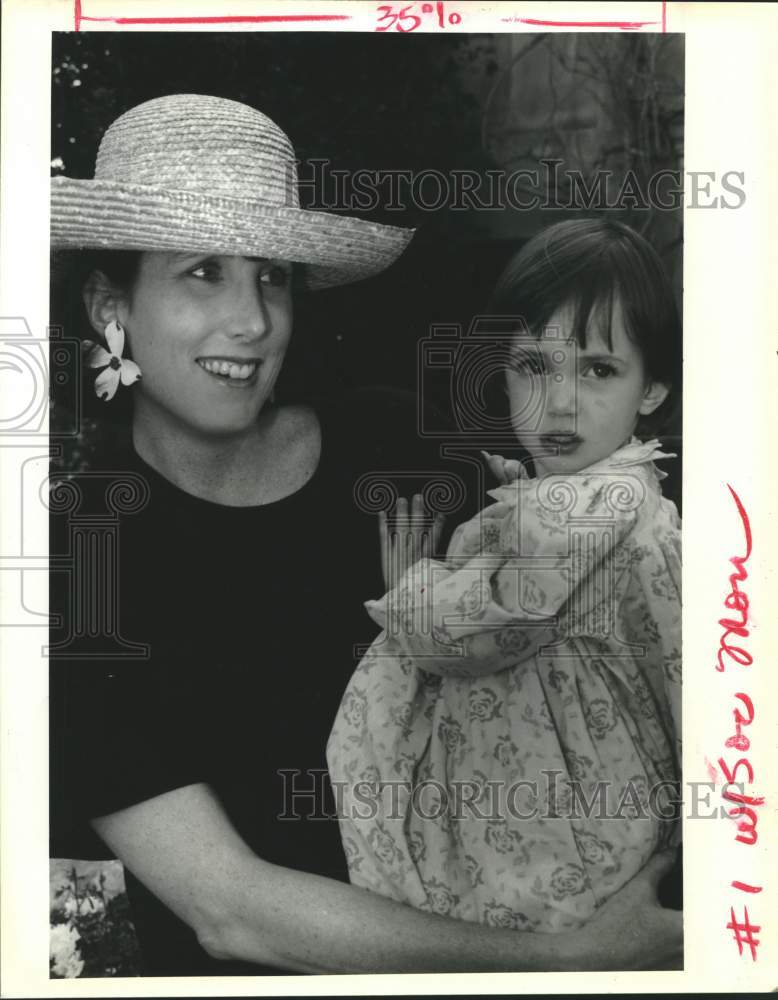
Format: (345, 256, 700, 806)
(114, 252, 293, 439)
(505, 297, 667, 476)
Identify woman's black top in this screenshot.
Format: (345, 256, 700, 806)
(49, 388, 456, 976)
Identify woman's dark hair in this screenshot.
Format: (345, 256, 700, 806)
(485, 218, 682, 436)
(50, 250, 143, 437)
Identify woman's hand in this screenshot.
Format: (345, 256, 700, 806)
(567, 850, 683, 971)
(379, 493, 445, 591)
(92, 785, 682, 973)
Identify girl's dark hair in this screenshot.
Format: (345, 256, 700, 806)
(485, 218, 682, 436)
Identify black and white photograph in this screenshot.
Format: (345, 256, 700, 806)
(0, 1, 776, 994)
(47, 25, 686, 978)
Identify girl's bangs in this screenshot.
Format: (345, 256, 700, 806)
(527, 261, 621, 353)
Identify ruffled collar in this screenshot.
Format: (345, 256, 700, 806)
(586, 437, 676, 477)
(486, 437, 676, 501)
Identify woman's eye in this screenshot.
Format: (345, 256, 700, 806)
(188, 261, 222, 282)
(259, 265, 291, 288)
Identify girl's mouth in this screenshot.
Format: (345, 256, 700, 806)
(196, 358, 260, 387)
(539, 432, 582, 455)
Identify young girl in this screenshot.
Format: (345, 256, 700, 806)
(327, 219, 682, 933)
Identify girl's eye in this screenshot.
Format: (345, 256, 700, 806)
(259, 265, 291, 288)
(587, 362, 617, 379)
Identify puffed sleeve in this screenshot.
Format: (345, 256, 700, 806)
(365, 466, 650, 677)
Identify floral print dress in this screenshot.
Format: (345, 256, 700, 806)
(327, 439, 681, 932)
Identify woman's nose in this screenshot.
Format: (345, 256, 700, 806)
(226, 277, 269, 341)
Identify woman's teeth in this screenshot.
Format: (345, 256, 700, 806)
(197, 359, 258, 380)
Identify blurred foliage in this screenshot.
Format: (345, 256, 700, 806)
(50, 864, 141, 977)
(481, 33, 683, 286)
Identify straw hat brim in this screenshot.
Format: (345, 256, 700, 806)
(51, 177, 415, 290)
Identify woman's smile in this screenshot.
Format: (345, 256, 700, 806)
(196, 356, 262, 386)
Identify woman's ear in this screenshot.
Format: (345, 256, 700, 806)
(638, 380, 670, 416)
(82, 271, 126, 339)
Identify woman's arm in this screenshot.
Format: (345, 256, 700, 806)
(93, 782, 682, 973)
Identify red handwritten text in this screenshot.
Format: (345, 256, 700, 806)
(716, 484, 752, 672)
(732, 881, 762, 894)
(715, 486, 763, 960)
(726, 907, 761, 961)
(376, 2, 461, 32)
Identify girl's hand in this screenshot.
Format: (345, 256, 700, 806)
(379, 493, 445, 591)
(481, 450, 526, 486)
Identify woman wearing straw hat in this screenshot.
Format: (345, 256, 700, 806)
(49, 94, 682, 975)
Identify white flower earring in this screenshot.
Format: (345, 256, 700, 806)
(84, 319, 142, 401)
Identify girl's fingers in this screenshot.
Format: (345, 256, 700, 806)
(378, 509, 389, 589)
(393, 497, 408, 585)
(482, 450, 524, 485)
(483, 452, 508, 485)
(420, 527, 430, 561)
(402, 498, 411, 574)
(383, 494, 444, 588)
(432, 512, 445, 553)
(411, 493, 425, 555)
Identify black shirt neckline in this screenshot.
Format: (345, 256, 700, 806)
(125, 402, 328, 516)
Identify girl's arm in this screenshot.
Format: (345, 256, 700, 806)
(93, 782, 682, 973)
(369, 469, 649, 678)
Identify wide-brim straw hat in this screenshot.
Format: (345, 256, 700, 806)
(50, 93, 415, 290)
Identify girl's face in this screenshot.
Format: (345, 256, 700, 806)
(505, 297, 668, 477)
(112, 252, 293, 439)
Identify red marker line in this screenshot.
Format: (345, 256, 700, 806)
(75, 6, 350, 29)
(732, 881, 763, 894)
(515, 17, 658, 31)
(662, 1, 667, 32)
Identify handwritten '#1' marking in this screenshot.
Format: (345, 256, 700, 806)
(716, 484, 753, 672)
